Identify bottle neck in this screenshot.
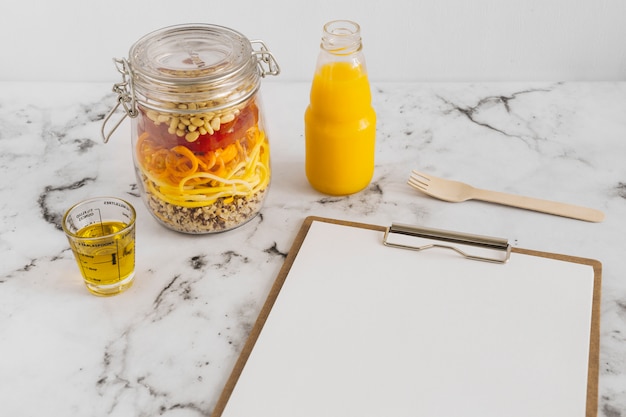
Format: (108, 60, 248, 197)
(321, 20, 362, 56)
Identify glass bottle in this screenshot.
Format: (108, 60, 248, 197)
(102, 24, 280, 234)
(304, 20, 376, 195)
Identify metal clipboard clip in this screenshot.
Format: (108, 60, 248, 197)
(383, 223, 511, 264)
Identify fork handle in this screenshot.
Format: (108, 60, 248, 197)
(472, 188, 605, 222)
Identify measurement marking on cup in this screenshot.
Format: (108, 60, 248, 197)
(63, 197, 136, 295)
(96, 208, 105, 236)
(116, 241, 121, 278)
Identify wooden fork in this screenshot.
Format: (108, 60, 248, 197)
(408, 170, 605, 222)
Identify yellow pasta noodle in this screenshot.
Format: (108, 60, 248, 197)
(136, 127, 270, 208)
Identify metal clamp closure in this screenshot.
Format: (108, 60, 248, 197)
(101, 58, 139, 143)
(251, 40, 281, 77)
(383, 223, 511, 264)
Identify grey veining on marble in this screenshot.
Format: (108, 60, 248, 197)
(1, 81, 625, 417)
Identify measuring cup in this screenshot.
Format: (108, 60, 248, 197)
(62, 197, 136, 296)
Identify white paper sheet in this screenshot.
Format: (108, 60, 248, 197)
(219, 220, 595, 417)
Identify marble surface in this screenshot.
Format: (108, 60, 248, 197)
(1, 80, 625, 416)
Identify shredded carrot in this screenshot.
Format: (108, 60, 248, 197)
(136, 126, 270, 208)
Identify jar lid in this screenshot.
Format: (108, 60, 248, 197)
(128, 23, 260, 110)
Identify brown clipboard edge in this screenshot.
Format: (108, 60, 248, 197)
(210, 216, 602, 417)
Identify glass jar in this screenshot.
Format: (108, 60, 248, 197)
(102, 24, 280, 234)
(304, 20, 376, 195)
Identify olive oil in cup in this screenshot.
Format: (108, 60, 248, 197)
(62, 197, 136, 296)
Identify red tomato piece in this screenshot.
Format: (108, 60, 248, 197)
(138, 102, 259, 154)
(181, 103, 258, 153)
(138, 112, 178, 149)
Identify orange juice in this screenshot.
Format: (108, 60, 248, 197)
(305, 61, 376, 195)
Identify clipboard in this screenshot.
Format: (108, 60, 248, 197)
(212, 216, 601, 417)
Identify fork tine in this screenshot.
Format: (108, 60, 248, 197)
(407, 177, 426, 191)
(407, 170, 431, 190)
(410, 170, 431, 182)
